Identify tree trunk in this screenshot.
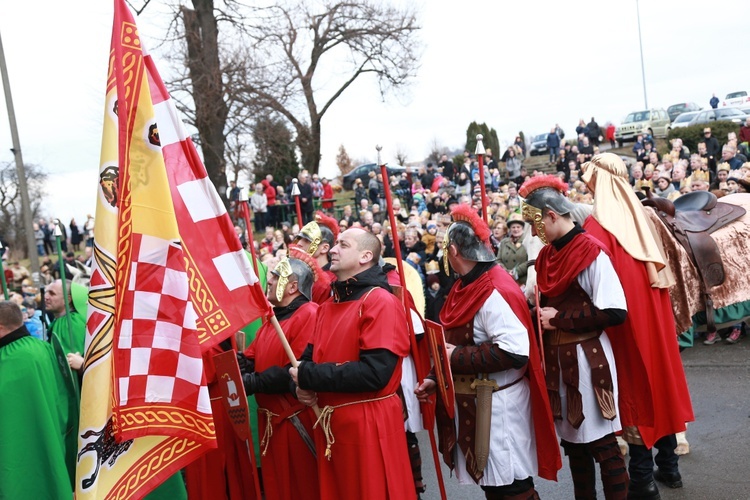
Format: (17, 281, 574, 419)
(296, 120, 321, 174)
(182, 0, 229, 203)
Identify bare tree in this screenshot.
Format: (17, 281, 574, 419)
(394, 146, 408, 166)
(162, 0, 420, 199)
(0, 162, 46, 259)
(239, 1, 421, 174)
(335, 144, 353, 184)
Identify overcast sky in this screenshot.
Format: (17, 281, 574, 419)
(1, 0, 749, 224)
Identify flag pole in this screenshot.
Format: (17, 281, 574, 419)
(378, 146, 448, 500)
(53, 220, 74, 349)
(475, 134, 489, 224)
(269, 315, 322, 419)
(0, 241, 8, 300)
(291, 178, 304, 229)
(238, 188, 260, 277)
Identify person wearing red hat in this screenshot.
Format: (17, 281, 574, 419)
(416, 204, 560, 499)
(293, 211, 339, 304)
(520, 175, 629, 499)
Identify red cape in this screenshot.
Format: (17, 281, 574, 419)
(441, 266, 561, 481)
(584, 217, 694, 446)
(536, 231, 605, 297)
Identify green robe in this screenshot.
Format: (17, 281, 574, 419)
(0, 332, 71, 499)
(240, 254, 267, 461)
(49, 310, 87, 356)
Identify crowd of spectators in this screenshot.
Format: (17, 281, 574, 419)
(242, 119, 750, 331)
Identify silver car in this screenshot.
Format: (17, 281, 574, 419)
(689, 108, 747, 126)
(615, 109, 671, 146)
(670, 111, 701, 129)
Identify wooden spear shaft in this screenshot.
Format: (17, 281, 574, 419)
(269, 315, 321, 418)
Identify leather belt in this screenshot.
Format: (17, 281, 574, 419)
(545, 329, 600, 346)
(452, 375, 523, 394)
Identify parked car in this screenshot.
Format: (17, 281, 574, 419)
(722, 91, 750, 108)
(689, 108, 747, 127)
(615, 109, 671, 147)
(342, 163, 406, 190)
(529, 133, 549, 156)
(670, 111, 701, 129)
(667, 102, 701, 122)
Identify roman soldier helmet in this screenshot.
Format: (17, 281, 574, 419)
(314, 211, 339, 248)
(295, 220, 322, 255)
(518, 175, 575, 245)
(442, 203, 495, 274)
(272, 245, 322, 302)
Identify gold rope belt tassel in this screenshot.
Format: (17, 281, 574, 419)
(258, 408, 279, 457)
(313, 393, 396, 461)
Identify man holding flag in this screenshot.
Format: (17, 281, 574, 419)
(76, 1, 271, 498)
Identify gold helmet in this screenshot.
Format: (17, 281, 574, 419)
(295, 221, 322, 255)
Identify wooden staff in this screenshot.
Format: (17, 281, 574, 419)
(270, 315, 321, 418)
(378, 145, 448, 500)
(534, 284, 546, 374)
(476, 134, 489, 224)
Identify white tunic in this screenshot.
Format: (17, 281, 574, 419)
(554, 251, 627, 444)
(453, 289, 537, 486)
(401, 309, 425, 433)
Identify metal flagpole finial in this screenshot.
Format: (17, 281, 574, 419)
(376, 145, 383, 165)
(291, 178, 301, 197)
(475, 134, 486, 155)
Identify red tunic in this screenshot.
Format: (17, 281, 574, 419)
(311, 270, 334, 304)
(244, 302, 319, 500)
(312, 287, 415, 499)
(184, 341, 258, 500)
(440, 266, 562, 481)
(583, 217, 694, 447)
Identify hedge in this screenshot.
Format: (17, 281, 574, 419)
(665, 121, 740, 155)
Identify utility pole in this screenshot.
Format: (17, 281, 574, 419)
(636, 0, 648, 109)
(0, 28, 40, 277)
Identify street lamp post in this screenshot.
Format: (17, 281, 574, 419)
(0, 29, 40, 276)
(636, 0, 648, 109)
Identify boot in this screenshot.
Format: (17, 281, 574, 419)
(406, 431, 426, 495)
(590, 434, 629, 499)
(562, 441, 597, 499)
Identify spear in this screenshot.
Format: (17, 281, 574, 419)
(0, 241, 8, 300)
(378, 145, 447, 500)
(54, 220, 74, 349)
(476, 134, 489, 224)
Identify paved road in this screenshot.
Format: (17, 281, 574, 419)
(417, 334, 750, 499)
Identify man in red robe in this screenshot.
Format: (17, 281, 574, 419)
(581, 153, 694, 498)
(239, 247, 321, 500)
(290, 228, 415, 499)
(416, 204, 561, 499)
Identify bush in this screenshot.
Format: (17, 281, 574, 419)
(666, 121, 740, 154)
